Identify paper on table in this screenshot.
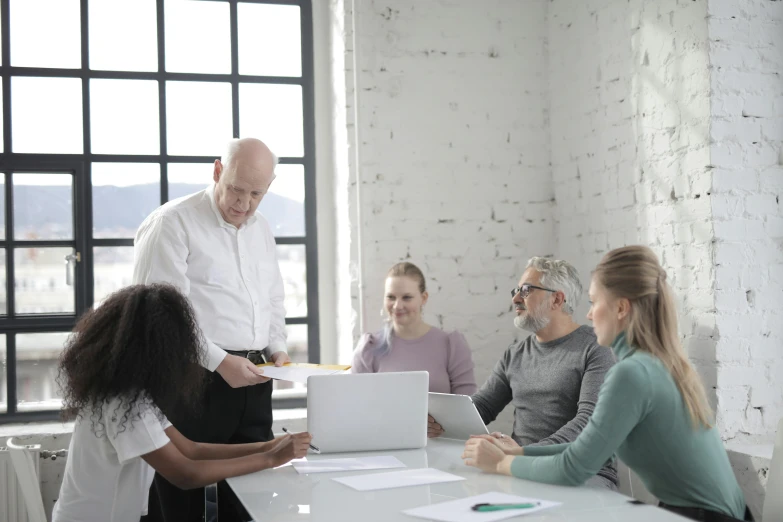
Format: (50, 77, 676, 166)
(256, 362, 351, 383)
(293, 456, 405, 474)
(333, 468, 465, 491)
(402, 492, 561, 522)
(274, 457, 307, 469)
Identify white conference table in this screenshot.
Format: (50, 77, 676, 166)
(227, 438, 687, 521)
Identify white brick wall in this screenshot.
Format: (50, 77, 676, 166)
(548, 0, 717, 398)
(708, 0, 783, 444)
(328, 0, 782, 446)
(544, 0, 783, 445)
(339, 0, 554, 433)
(348, 7, 552, 358)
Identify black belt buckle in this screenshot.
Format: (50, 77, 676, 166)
(245, 350, 267, 365)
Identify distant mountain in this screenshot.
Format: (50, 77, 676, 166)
(5, 184, 305, 238)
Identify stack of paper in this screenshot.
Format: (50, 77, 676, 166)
(333, 468, 465, 491)
(292, 456, 405, 474)
(256, 362, 351, 383)
(403, 492, 561, 521)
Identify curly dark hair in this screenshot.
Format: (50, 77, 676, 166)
(58, 283, 206, 435)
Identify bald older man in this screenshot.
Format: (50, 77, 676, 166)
(133, 138, 290, 521)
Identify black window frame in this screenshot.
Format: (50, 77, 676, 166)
(0, 0, 318, 423)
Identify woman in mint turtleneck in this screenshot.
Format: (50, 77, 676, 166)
(462, 246, 751, 522)
(352, 261, 477, 395)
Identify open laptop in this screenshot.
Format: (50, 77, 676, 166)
(428, 392, 489, 441)
(307, 371, 429, 453)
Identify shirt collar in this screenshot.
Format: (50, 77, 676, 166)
(205, 183, 258, 229)
(611, 331, 635, 361)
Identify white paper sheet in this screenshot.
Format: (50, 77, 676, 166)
(293, 456, 405, 474)
(259, 365, 348, 383)
(332, 468, 465, 491)
(274, 457, 306, 469)
(402, 492, 561, 522)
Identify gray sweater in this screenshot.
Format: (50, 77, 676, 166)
(472, 325, 618, 485)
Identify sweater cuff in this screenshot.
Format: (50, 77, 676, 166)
(510, 455, 536, 480)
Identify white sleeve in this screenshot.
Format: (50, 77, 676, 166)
(106, 402, 171, 465)
(133, 212, 227, 371)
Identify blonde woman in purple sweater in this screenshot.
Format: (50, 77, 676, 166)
(352, 262, 478, 395)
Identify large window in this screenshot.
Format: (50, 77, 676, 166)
(0, 0, 318, 422)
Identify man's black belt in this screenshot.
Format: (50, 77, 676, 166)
(224, 349, 267, 365)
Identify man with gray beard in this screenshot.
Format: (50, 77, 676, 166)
(428, 257, 618, 490)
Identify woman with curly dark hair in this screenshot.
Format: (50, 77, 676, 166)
(52, 283, 311, 522)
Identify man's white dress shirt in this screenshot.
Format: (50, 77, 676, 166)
(133, 184, 287, 371)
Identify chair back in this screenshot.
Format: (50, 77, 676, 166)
(763, 418, 783, 521)
(6, 437, 47, 522)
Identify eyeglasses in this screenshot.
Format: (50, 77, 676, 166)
(511, 284, 558, 299)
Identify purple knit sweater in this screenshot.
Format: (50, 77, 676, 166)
(351, 327, 478, 395)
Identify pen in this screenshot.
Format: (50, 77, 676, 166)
(281, 427, 321, 454)
(471, 502, 540, 512)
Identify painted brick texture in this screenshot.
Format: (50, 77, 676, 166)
(337, 0, 782, 444)
(348, 0, 554, 435)
(548, 0, 717, 406)
(708, 0, 783, 444)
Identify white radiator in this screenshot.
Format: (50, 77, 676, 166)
(0, 444, 43, 522)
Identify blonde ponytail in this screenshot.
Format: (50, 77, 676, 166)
(595, 246, 712, 428)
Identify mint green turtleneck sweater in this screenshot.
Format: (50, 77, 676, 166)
(510, 333, 746, 519)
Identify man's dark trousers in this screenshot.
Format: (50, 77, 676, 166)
(141, 370, 273, 522)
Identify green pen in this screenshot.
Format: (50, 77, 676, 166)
(471, 502, 540, 512)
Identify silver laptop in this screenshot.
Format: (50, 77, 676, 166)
(307, 371, 429, 453)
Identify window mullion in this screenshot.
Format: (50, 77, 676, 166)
(6, 333, 15, 414)
(230, 0, 240, 139)
(157, 0, 168, 204)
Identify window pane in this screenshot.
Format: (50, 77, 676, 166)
(94, 246, 134, 305)
(278, 244, 306, 317)
(15, 247, 75, 314)
(272, 324, 307, 392)
(14, 174, 73, 240)
(166, 81, 232, 156)
(165, 0, 230, 74)
(11, 77, 83, 154)
(168, 163, 213, 201)
(10, 0, 81, 69)
(0, 336, 6, 413)
(240, 83, 303, 157)
(89, 0, 157, 72)
(260, 164, 305, 236)
(0, 251, 6, 315)
(238, 3, 301, 77)
(93, 163, 160, 238)
(16, 332, 69, 412)
(90, 79, 160, 154)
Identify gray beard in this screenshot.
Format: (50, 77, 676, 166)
(513, 303, 551, 332)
